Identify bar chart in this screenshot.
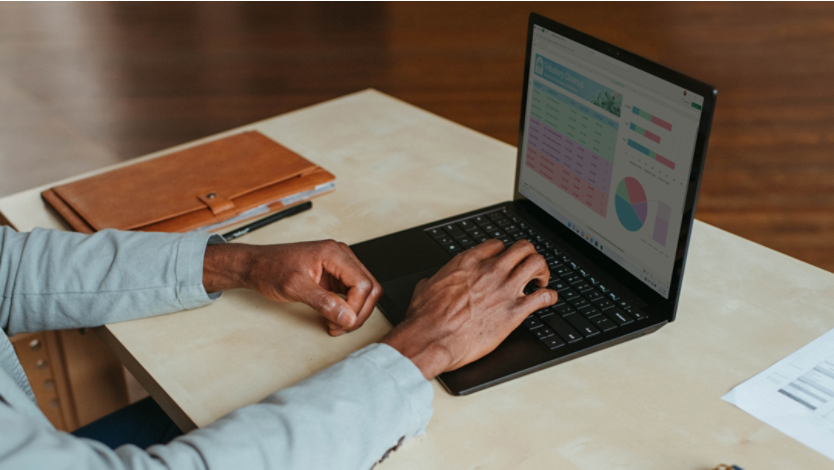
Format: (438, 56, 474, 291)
(632, 106, 672, 131)
(653, 201, 671, 246)
(627, 139, 676, 170)
(630, 122, 660, 144)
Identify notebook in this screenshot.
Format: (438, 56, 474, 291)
(41, 131, 335, 234)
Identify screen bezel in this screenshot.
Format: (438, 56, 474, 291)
(513, 13, 717, 322)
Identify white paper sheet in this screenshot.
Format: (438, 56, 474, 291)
(723, 328, 834, 461)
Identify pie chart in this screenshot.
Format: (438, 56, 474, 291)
(615, 177, 647, 232)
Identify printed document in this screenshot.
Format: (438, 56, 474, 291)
(723, 328, 834, 460)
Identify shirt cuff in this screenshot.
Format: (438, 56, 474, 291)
(357, 343, 434, 437)
(175, 232, 225, 309)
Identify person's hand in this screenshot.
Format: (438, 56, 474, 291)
(381, 239, 557, 380)
(203, 240, 382, 336)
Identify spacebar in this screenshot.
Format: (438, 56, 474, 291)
(542, 315, 582, 343)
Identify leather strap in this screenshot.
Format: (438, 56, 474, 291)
(197, 192, 236, 217)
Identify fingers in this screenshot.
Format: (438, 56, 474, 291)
(508, 251, 550, 292)
(333, 243, 383, 330)
(459, 238, 505, 264)
(493, 240, 538, 272)
(514, 288, 558, 319)
(293, 276, 358, 330)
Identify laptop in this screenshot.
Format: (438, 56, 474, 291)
(351, 13, 716, 395)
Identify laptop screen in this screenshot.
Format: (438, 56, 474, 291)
(517, 25, 704, 299)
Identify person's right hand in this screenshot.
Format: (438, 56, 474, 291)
(381, 239, 557, 380)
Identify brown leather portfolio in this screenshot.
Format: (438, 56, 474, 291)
(41, 131, 335, 234)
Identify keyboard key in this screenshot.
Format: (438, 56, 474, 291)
(427, 228, 445, 238)
(555, 303, 576, 316)
(543, 316, 582, 343)
(534, 327, 555, 340)
(606, 308, 634, 326)
(592, 315, 617, 332)
(585, 289, 604, 301)
(561, 289, 580, 301)
(537, 307, 555, 318)
(457, 236, 473, 245)
(542, 251, 555, 261)
(578, 269, 590, 278)
(469, 228, 485, 238)
(588, 277, 599, 285)
(554, 266, 572, 276)
(437, 236, 453, 245)
(548, 280, 571, 292)
(598, 284, 610, 293)
(608, 292, 620, 301)
(458, 220, 477, 231)
(500, 237, 513, 247)
(495, 219, 511, 227)
(504, 224, 519, 233)
(568, 297, 589, 309)
(561, 273, 583, 284)
(480, 223, 497, 232)
(442, 243, 462, 254)
(593, 298, 615, 310)
(444, 224, 466, 239)
(523, 281, 540, 295)
(488, 211, 505, 220)
(564, 314, 600, 337)
(513, 232, 528, 241)
(473, 215, 488, 224)
(547, 258, 563, 268)
(630, 309, 648, 321)
(572, 281, 593, 292)
(475, 236, 489, 243)
(578, 306, 601, 318)
(489, 230, 506, 238)
(542, 335, 566, 350)
(523, 316, 543, 329)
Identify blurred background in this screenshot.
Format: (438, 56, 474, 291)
(0, 2, 832, 272)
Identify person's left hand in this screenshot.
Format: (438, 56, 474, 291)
(202, 240, 383, 336)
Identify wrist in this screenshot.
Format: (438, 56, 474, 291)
(381, 326, 452, 380)
(202, 243, 256, 293)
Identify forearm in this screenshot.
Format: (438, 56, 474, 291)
(0, 227, 215, 335)
(0, 344, 433, 470)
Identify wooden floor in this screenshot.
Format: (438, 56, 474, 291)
(1, 2, 833, 273)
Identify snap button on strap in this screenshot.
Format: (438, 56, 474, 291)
(197, 192, 235, 217)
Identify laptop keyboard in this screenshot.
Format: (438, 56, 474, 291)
(425, 208, 647, 352)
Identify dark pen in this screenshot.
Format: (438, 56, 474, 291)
(221, 201, 313, 241)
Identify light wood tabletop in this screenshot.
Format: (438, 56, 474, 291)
(2, 90, 833, 469)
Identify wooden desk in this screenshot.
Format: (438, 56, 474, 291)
(2, 90, 833, 469)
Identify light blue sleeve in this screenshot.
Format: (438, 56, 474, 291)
(0, 226, 215, 336)
(0, 343, 434, 470)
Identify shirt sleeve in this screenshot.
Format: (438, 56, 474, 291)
(0, 226, 217, 336)
(0, 343, 434, 470)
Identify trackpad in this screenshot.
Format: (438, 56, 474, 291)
(380, 267, 442, 325)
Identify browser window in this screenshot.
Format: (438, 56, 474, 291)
(518, 25, 704, 298)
